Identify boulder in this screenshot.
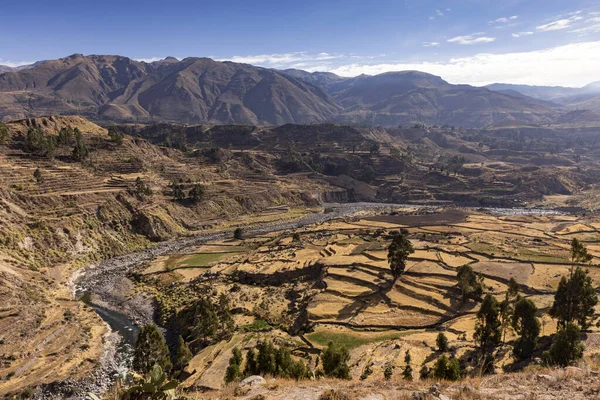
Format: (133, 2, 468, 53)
(239, 375, 267, 388)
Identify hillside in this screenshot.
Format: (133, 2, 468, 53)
(0, 54, 342, 125)
(0, 55, 590, 128)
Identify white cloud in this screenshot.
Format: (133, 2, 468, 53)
(448, 34, 496, 45)
(511, 31, 534, 38)
(217, 52, 343, 68)
(423, 42, 440, 47)
(491, 15, 518, 24)
(537, 15, 583, 31)
(569, 17, 600, 35)
(436, 9, 444, 16)
(0, 59, 35, 68)
(429, 16, 435, 21)
(135, 57, 176, 63)
(324, 41, 600, 87)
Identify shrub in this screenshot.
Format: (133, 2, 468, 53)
(33, 168, 44, 184)
(322, 341, 351, 379)
(436, 332, 449, 352)
(433, 355, 460, 381)
(234, 228, 244, 240)
(543, 322, 584, 367)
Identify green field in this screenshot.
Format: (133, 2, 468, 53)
(307, 328, 409, 350)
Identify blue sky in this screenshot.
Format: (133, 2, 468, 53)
(2, 0, 600, 86)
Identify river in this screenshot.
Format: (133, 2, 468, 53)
(49, 202, 567, 398)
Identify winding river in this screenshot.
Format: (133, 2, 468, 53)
(50, 203, 566, 398)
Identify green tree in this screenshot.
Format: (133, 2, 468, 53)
(433, 355, 460, 381)
(383, 364, 393, 380)
(188, 184, 205, 204)
(244, 348, 258, 376)
(570, 238, 593, 265)
(360, 164, 375, 183)
(457, 265, 484, 304)
(191, 298, 219, 344)
(33, 168, 44, 184)
(133, 324, 172, 375)
(402, 350, 413, 380)
(436, 332, 449, 352)
(225, 347, 243, 383)
(322, 341, 351, 379)
(500, 277, 520, 343)
(234, 227, 244, 240)
(134, 177, 153, 198)
(387, 229, 414, 280)
(72, 129, 89, 161)
(0, 121, 9, 144)
(511, 298, 540, 360)
(474, 294, 502, 349)
(257, 340, 277, 376)
(549, 267, 598, 330)
(58, 127, 74, 145)
(543, 322, 584, 367)
(108, 126, 124, 145)
(172, 335, 192, 375)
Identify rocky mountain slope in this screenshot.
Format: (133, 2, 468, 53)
(488, 82, 600, 113)
(0, 54, 342, 125)
(0, 55, 588, 127)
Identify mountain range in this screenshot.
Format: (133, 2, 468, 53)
(0, 54, 598, 127)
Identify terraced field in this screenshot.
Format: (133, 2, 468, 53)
(138, 207, 600, 388)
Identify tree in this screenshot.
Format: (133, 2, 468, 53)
(500, 277, 520, 343)
(244, 348, 258, 376)
(217, 293, 235, 338)
(133, 324, 172, 375)
(369, 142, 380, 155)
(234, 227, 244, 240)
(172, 335, 192, 375)
(474, 294, 502, 349)
(433, 355, 460, 381)
(387, 229, 414, 280)
(33, 168, 44, 184)
(402, 350, 413, 380)
(383, 364, 393, 380)
(360, 164, 375, 183)
(225, 347, 243, 383)
(543, 322, 584, 367)
(0, 121, 9, 144)
(257, 340, 277, 376)
(457, 265, 484, 304)
(58, 127, 74, 145)
(25, 127, 56, 159)
(172, 185, 185, 201)
(188, 184, 205, 204)
(72, 129, 89, 161)
(134, 177, 153, 198)
(549, 267, 598, 330)
(191, 298, 219, 344)
(108, 126, 124, 145)
(436, 332, 449, 352)
(571, 238, 593, 265)
(419, 364, 430, 380)
(322, 341, 351, 379)
(511, 298, 540, 360)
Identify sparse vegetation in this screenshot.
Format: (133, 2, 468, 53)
(322, 341, 351, 379)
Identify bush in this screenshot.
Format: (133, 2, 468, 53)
(0, 121, 9, 144)
(384, 364, 393, 380)
(108, 126, 125, 145)
(322, 341, 351, 379)
(436, 332, 449, 352)
(33, 168, 44, 184)
(189, 184, 205, 204)
(234, 228, 244, 240)
(433, 355, 460, 381)
(543, 322, 584, 367)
